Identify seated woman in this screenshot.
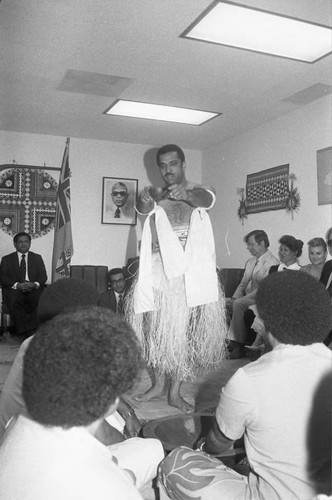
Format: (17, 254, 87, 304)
(247, 235, 303, 355)
(301, 237, 327, 280)
(269, 234, 304, 273)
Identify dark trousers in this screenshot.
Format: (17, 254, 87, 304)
(5, 288, 43, 335)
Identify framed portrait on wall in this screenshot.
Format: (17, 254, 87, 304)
(101, 177, 138, 225)
(317, 146, 332, 205)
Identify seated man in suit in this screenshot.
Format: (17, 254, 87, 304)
(227, 230, 278, 359)
(320, 227, 332, 346)
(0, 232, 47, 337)
(98, 268, 126, 315)
(320, 227, 332, 295)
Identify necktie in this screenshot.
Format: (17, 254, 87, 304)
(19, 254, 26, 283)
(117, 294, 124, 315)
(114, 208, 121, 218)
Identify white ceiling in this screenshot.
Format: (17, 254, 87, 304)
(1, 0, 331, 151)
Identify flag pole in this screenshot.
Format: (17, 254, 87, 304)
(51, 138, 74, 282)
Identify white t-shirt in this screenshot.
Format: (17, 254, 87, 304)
(0, 415, 143, 500)
(216, 343, 332, 500)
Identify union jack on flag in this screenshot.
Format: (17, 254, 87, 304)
(51, 138, 74, 281)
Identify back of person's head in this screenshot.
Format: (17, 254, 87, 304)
(307, 237, 327, 251)
(37, 278, 99, 325)
(245, 229, 270, 247)
(23, 306, 142, 428)
(256, 272, 331, 345)
(279, 234, 303, 257)
(157, 144, 185, 164)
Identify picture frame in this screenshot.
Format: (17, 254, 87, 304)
(317, 146, 332, 205)
(101, 177, 138, 225)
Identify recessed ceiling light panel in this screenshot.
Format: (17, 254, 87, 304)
(104, 99, 220, 125)
(181, 1, 332, 63)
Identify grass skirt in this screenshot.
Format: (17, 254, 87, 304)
(125, 253, 228, 380)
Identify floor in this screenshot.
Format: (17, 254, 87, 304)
(0, 333, 249, 499)
(0, 333, 249, 423)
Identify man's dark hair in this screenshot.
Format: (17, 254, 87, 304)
(244, 229, 269, 248)
(279, 235, 303, 257)
(37, 278, 99, 325)
(256, 272, 331, 345)
(13, 232, 31, 244)
(23, 306, 142, 427)
(325, 227, 332, 245)
(108, 268, 124, 280)
(157, 144, 185, 165)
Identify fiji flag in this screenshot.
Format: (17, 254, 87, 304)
(51, 138, 74, 281)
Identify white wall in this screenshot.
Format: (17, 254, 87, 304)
(1, 96, 331, 278)
(203, 96, 332, 269)
(0, 132, 202, 281)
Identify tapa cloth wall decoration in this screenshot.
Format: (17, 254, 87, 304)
(246, 164, 289, 214)
(0, 166, 58, 238)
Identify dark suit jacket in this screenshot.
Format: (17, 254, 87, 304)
(98, 289, 124, 313)
(0, 251, 47, 290)
(320, 260, 332, 287)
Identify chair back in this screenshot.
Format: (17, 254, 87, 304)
(70, 265, 108, 293)
(219, 268, 245, 298)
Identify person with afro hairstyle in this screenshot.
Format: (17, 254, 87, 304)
(159, 271, 331, 500)
(0, 306, 163, 500)
(0, 279, 163, 497)
(0, 278, 139, 443)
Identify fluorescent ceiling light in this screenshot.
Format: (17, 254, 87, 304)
(181, 1, 332, 63)
(104, 99, 220, 125)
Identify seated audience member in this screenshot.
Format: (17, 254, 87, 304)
(0, 278, 141, 444)
(320, 227, 332, 296)
(227, 229, 278, 359)
(301, 237, 327, 280)
(0, 232, 47, 338)
(246, 234, 303, 353)
(159, 272, 332, 500)
(0, 306, 163, 499)
(320, 228, 332, 346)
(98, 267, 126, 315)
(268, 234, 303, 272)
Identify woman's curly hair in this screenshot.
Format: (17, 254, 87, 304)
(256, 271, 331, 345)
(23, 306, 143, 427)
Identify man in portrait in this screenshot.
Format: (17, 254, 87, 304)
(109, 182, 133, 222)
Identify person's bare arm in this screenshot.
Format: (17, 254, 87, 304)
(117, 398, 141, 438)
(167, 184, 215, 208)
(198, 418, 235, 455)
(136, 187, 155, 214)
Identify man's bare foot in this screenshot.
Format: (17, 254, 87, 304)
(132, 385, 167, 402)
(168, 395, 194, 413)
